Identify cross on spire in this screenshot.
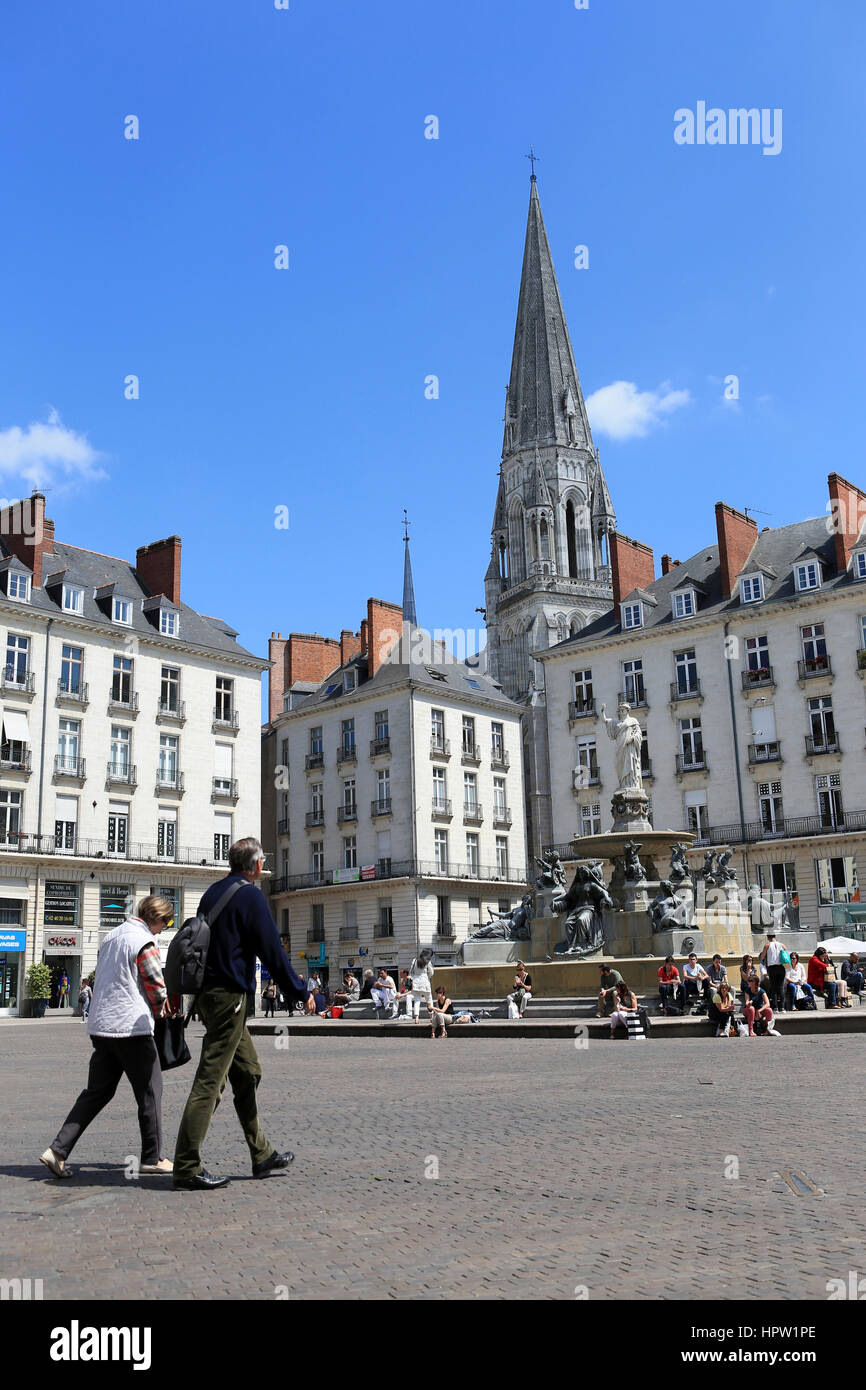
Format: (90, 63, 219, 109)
(526, 146, 540, 178)
(402, 507, 410, 542)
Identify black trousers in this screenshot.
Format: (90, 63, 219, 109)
(51, 1033, 163, 1165)
(767, 964, 786, 1008)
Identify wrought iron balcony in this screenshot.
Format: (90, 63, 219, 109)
(430, 738, 451, 759)
(435, 923, 456, 938)
(619, 688, 648, 709)
(336, 744, 357, 765)
(676, 753, 707, 775)
(211, 777, 239, 802)
(371, 798, 392, 817)
(306, 928, 325, 945)
(156, 770, 185, 794)
(1, 668, 36, 697)
(213, 708, 240, 733)
(277, 817, 290, 836)
(798, 656, 832, 681)
(748, 742, 782, 764)
(54, 755, 86, 779)
(156, 699, 186, 725)
(568, 698, 597, 720)
(492, 806, 513, 828)
(305, 751, 324, 770)
(431, 798, 453, 819)
(370, 736, 391, 756)
(461, 741, 482, 765)
(742, 666, 774, 691)
(573, 763, 601, 788)
(670, 680, 702, 703)
(305, 810, 325, 828)
(106, 761, 137, 787)
(374, 921, 395, 938)
(490, 748, 510, 770)
(339, 927, 360, 943)
(463, 802, 484, 824)
(0, 749, 31, 773)
(57, 679, 89, 706)
(337, 804, 358, 823)
(108, 690, 139, 717)
(805, 735, 840, 756)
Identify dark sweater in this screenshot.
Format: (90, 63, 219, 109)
(200, 874, 307, 1003)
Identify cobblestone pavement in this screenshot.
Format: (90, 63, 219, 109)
(1, 1017, 863, 1301)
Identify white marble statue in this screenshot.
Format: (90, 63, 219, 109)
(600, 700, 643, 793)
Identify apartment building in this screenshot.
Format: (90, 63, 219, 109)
(0, 494, 267, 1013)
(537, 474, 866, 933)
(262, 597, 528, 982)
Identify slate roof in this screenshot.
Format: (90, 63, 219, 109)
(0, 539, 264, 663)
(538, 516, 848, 655)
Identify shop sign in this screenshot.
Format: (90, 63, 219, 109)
(44, 930, 82, 955)
(0, 929, 26, 952)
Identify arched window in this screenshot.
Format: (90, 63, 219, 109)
(566, 500, 578, 578)
(509, 506, 526, 583)
(540, 517, 550, 560)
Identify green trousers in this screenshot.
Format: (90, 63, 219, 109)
(173, 986, 274, 1180)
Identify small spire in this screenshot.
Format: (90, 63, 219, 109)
(402, 509, 418, 627)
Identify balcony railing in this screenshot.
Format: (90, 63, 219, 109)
(435, 923, 456, 938)
(492, 806, 513, 828)
(573, 763, 601, 788)
(108, 690, 139, 716)
(305, 751, 324, 770)
(742, 666, 774, 690)
(690, 810, 866, 846)
(57, 679, 89, 706)
(857, 649, 866, 673)
(306, 929, 325, 945)
(371, 798, 392, 817)
(337, 804, 358, 823)
(212, 777, 239, 801)
(0, 749, 32, 773)
(106, 761, 137, 787)
(461, 741, 482, 765)
(1, 669, 36, 696)
(640, 760, 653, 781)
(157, 699, 186, 725)
(670, 680, 702, 702)
(676, 753, 707, 775)
(798, 656, 832, 680)
(491, 748, 510, 770)
(568, 698, 597, 720)
(430, 738, 451, 759)
(748, 742, 782, 764)
(370, 737, 391, 756)
(336, 744, 357, 765)
(156, 770, 185, 794)
(431, 798, 453, 819)
(619, 688, 648, 709)
(277, 817, 290, 836)
(805, 735, 840, 756)
(374, 921, 394, 938)
(463, 802, 484, 824)
(54, 755, 86, 779)
(305, 810, 325, 828)
(213, 708, 240, 732)
(339, 926, 359, 942)
(0, 833, 228, 865)
(271, 858, 528, 892)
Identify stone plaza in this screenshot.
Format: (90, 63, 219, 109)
(2, 1015, 862, 1301)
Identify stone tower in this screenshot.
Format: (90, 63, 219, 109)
(485, 175, 616, 855)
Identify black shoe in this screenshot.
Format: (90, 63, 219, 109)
(173, 1169, 230, 1191)
(253, 1150, 295, 1179)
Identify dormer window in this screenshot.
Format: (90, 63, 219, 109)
(112, 597, 132, 625)
(621, 602, 643, 630)
(852, 550, 866, 580)
(62, 584, 84, 615)
(160, 609, 178, 637)
(795, 561, 821, 592)
(740, 574, 764, 604)
(672, 589, 696, 619)
(342, 669, 357, 693)
(7, 572, 30, 602)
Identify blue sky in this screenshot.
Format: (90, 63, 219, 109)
(1, 0, 863, 682)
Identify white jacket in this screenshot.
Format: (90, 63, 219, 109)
(87, 918, 156, 1038)
(409, 959, 434, 992)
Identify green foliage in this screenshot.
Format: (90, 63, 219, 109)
(25, 962, 52, 1000)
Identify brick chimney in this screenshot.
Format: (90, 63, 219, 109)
(360, 618, 369, 651)
(366, 598, 403, 677)
(340, 628, 362, 665)
(268, 633, 287, 725)
(661, 553, 675, 575)
(0, 492, 54, 587)
(610, 532, 654, 607)
(136, 535, 181, 605)
(715, 503, 758, 597)
(827, 472, 866, 573)
(286, 634, 340, 687)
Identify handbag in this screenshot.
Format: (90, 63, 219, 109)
(154, 1014, 191, 1070)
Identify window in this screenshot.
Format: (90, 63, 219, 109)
(432, 766, 447, 808)
(622, 659, 644, 705)
(436, 895, 450, 929)
(674, 649, 698, 695)
(376, 900, 393, 936)
(160, 666, 180, 712)
(60, 645, 83, 694)
(795, 561, 820, 592)
(434, 828, 449, 872)
(758, 862, 797, 903)
(462, 715, 476, 755)
(57, 718, 80, 771)
(343, 779, 356, 813)
(749, 703, 778, 759)
(112, 655, 133, 704)
(310, 782, 323, 817)
(214, 813, 232, 862)
(640, 731, 651, 776)
(341, 718, 355, 754)
(310, 726, 323, 755)
(5, 634, 29, 685)
(0, 788, 22, 846)
(160, 609, 178, 637)
(757, 780, 784, 833)
(463, 772, 478, 810)
(159, 734, 179, 785)
(214, 743, 233, 794)
(431, 709, 446, 749)
(495, 837, 509, 876)
(215, 678, 234, 722)
(342, 901, 358, 940)
(7, 572, 30, 601)
(679, 717, 704, 768)
(815, 856, 858, 905)
(376, 829, 391, 875)
(808, 696, 836, 752)
(342, 668, 357, 693)
(685, 794, 708, 839)
(62, 585, 84, 614)
(574, 736, 598, 786)
(54, 794, 76, 851)
(465, 833, 479, 877)
(745, 635, 770, 675)
(801, 624, 828, 668)
(853, 551, 866, 580)
(816, 773, 843, 828)
(375, 709, 389, 741)
(280, 736, 289, 768)
(311, 841, 324, 879)
(157, 810, 177, 859)
(376, 768, 390, 807)
(672, 589, 696, 619)
(493, 777, 506, 815)
(580, 803, 601, 836)
(310, 904, 325, 942)
(112, 597, 132, 625)
(468, 896, 481, 923)
(572, 669, 593, 710)
(621, 602, 643, 629)
(740, 574, 764, 604)
(110, 726, 131, 776)
(491, 721, 504, 758)
(107, 805, 129, 856)
(343, 836, 357, 869)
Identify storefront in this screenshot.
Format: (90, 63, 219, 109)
(0, 919, 26, 1014)
(43, 880, 81, 1006)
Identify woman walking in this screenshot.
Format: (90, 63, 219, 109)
(39, 895, 176, 1179)
(407, 948, 434, 1024)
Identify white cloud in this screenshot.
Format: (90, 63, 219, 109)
(585, 380, 691, 441)
(0, 413, 108, 494)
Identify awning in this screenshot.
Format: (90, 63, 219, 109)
(2, 710, 29, 743)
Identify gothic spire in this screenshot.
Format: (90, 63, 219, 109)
(402, 509, 417, 627)
(503, 177, 593, 456)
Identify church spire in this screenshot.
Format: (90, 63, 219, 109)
(402, 509, 417, 627)
(503, 177, 593, 457)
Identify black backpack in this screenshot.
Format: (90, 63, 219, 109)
(164, 880, 248, 996)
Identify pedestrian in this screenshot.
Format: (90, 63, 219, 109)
(657, 956, 683, 1012)
(359, 969, 375, 1000)
(742, 976, 778, 1036)
(596, 962, 623, 1017)
(706, 954, 728, 993)
(506, 961, 533, 1018)
(784, 952, 816, 1011)
(708, 980, 738, 1036)
(608, 979, 642, 1039)
(332, 970, 360, 1008)
(429, 985, 453, 1038)
(370, 967, 397, 1019)
(759, 932, 787, 1012)
(172, 838, 312, 1191)
(682, 953, 713, 1008)
(407, 949, 434, 1023)
(262, 977, 277, 1018)
(39, 896, 176, 1179)
(841, 951, 864, 998)
(77, 978, 92, 1022)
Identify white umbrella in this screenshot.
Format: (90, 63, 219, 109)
(818, 936, 865, 955)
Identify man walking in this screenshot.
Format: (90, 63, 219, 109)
(172, 838, 310, 1191)
(760, 931, 786, 1012)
